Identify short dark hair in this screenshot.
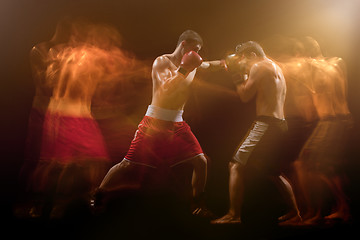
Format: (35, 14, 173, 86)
(177, 30, 203, 47)
(235, 41, 265, 57)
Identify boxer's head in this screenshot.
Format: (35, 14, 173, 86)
(235, 41, 266, 72)
(177, 30, 203, 54)
(235, 41, 265, 59)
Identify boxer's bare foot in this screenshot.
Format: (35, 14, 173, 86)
(211, 214, 241, 224)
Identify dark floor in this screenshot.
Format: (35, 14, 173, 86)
(4, 188, 359, 240)
(5, 210, 358, 240)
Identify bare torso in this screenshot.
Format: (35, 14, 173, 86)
(48, 46, 104, 118)
(255, 58, 287, 119)
(151, 54, 196, 110)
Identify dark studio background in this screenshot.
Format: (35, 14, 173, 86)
(1, 0, 360, 238)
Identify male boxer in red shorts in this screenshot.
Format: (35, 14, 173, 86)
(95, 30, 223, 216)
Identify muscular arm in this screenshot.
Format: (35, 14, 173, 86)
(234, 63, 263, 102)
(199, 60, 227, 72)
(152, 56, 190, 91)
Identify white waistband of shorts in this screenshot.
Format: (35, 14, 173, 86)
(145, 105, 184, 122)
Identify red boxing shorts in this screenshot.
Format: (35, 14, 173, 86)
(124, 110, 204, 168)
(31, 112, 111, 193)
(40, 112, 110, 163)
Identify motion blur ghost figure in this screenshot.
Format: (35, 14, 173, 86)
(16, 19, 149, 219)
(260, 35, 353, 226)
(290, 37, 353, 225)
(14, 17, 77, 218)
(30, 45, 111, 219)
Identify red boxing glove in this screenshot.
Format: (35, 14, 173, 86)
(178, 51, 203, 76)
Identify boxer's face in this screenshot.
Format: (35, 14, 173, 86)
(237, 55, 251, 73)
(239, 52, 258, 72)
(182, 40, 201, 54)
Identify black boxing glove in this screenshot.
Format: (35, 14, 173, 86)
(225, 53, 247, 85)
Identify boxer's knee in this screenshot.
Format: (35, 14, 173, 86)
(191, 154, 207, 170)
(229, 160, 245, 173)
